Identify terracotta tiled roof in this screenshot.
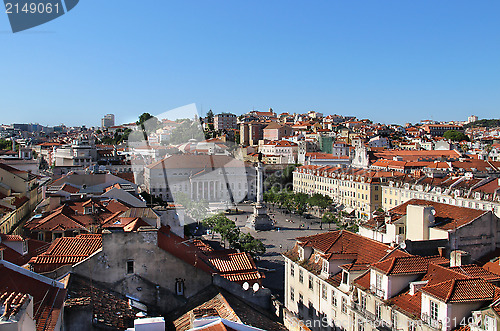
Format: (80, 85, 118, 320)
(65, 274, 137, 329)
(157, 227, 263, 285)
(29, 234, 102, 273)
(294, 230, 409, 265)
(0, 292, 30, 321)
(25, 199, 130, 234)
(449, 265, 500, 282)
(372, 256, 428, 275)
(387, 199, 487, 230)
(0, 264, 66, 331)
(0, 237, 49, 266)
(390, 290, 423, 318)
(171, 286, 287, 331)
(422, 278, 496, 303)
(0, 234, 23, 242)
(483, 260, 500, 276)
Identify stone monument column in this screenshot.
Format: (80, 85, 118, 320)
(246, 162, 272, 231)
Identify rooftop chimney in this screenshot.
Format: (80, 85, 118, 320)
(450, 250, 471, 267)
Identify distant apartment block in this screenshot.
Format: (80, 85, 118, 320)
(214, 113, 237, 131)
(101, 114, 115, 129)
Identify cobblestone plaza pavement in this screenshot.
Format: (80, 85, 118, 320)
(204, 203, 338, 300)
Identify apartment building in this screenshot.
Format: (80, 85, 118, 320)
(259, 140, 298, 164)
(293, 165, 384, 219)
(380, 175, 500, 217)
(352, 256, 500, 331)
(360, 199, 500, 260)
(214, 113, 237, 131)
(283, 231, 500, 331)
(282, 231, 409, 331)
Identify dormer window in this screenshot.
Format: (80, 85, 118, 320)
(299, 247, 304, 261)
(322, 260, 328, 274)
(429, 300, 439, 322)
(22, 240, 28, 255)
(341, 270, 348, 284)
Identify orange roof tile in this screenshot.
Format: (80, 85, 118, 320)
(422, 278, 495, 303)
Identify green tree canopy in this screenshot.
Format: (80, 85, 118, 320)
(443, 130, 469, 142)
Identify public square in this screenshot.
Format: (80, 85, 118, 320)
(203, 202, 338, 300)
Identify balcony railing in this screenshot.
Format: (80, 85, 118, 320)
(370, 285, 386, 298)
(351, 303, 397, 331)
(421, 313, 442, 330)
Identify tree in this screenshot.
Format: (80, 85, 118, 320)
(237, 233, 266, 257)
(0, 139, 12, 150)
(206, 109, 214, 124)
(293, 193, 309, 215)
(308, 193, 332, 210)
(443, 130, 469, 142)
(322, 212, 337, 229)
(169, 119, 205, 144)
(136, 112, 161, 140)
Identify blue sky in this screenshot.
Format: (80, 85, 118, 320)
(1, 1, 499, 127)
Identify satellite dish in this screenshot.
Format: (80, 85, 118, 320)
(431, 209, 436, 216)
(400, 242, 407, 249)
(136, 312, 147, 318)
(252, 283, 260, 292)
(242, 282, 250, 291)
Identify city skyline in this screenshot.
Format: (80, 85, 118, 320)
(1, 1, 499, 127)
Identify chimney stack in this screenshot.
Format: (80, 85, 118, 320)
(450, 250, 471, 267)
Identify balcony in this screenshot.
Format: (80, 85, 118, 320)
(421, 313, 443, 330)
(370, 285, 386, 299)
(351, 303, 393, 331)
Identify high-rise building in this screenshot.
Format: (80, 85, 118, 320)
(214, 113, 237, 131)
(101, 114, 115, 129)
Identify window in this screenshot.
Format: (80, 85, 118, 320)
(299, 269, 304, 283)
(484, 315, 496, 331)
(391, 310, 398, 329)
(430, 300, 438, 321)
(358, 319, 365, 331)
(375, 272, 383, 296)
(37, 232, 44, 241)
(22, 240, 27, 254)
(290, 287, 295, 301)
(290, 264, 295, 277)
(299, 293, 303, 304)
(341, 297, 347, 314)
(408, 320, 416, 331)
(375, 302, 382, 319)
(322, 283, 327, 300)
(360, 294, 366, 310)
(175, 278, 185, 296)
(342, 271, 348, 284)
(126, 260, 134, 274)
(332, 291, 337, 306)
(309, 275, 314, 291)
